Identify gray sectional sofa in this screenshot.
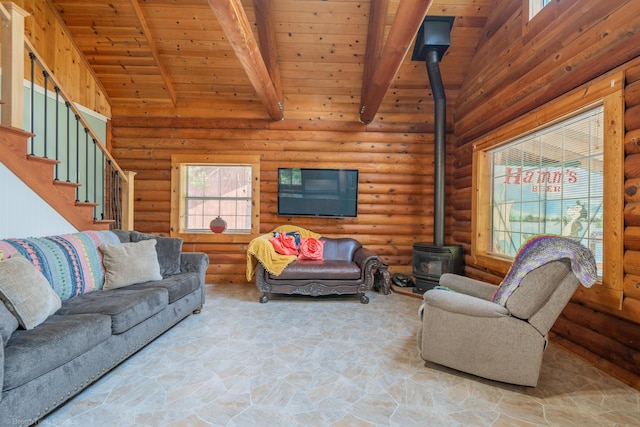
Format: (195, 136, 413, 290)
(0, 230, 208, 427)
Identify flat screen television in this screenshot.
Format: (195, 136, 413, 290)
(278, 168, 358, 218)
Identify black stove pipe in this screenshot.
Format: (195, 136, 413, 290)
(425, 48, 445, 247)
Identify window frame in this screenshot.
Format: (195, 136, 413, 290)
(471, 72, 625, 309)
(170, 154, 260, 243)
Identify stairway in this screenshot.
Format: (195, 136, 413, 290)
(0, 126, 112, 231)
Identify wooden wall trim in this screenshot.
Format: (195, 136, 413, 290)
(111, 117, 434, 133)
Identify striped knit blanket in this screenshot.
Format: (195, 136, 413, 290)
(0, 230, 121, 300)
(491, 235, 598, 306)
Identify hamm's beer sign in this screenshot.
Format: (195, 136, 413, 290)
(503, 167, 578, 193)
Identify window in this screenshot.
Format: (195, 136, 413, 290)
(529, 0, 551, 20)
(488, 106, 604, 277)
(171, 154, 260, 241)
(185, 165, 252, 232)
(472, 73, 624, 309)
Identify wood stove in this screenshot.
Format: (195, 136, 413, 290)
(412, 243, 463, 293)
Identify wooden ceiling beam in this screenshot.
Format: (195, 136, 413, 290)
(130, 0, 177, 106)
(209, 0, 284, 121)
(359, 0, 434, 124)
(253, 0, 282, 103)
(360, 0, 389, 118)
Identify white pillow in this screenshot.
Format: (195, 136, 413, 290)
(100, 240, 163, 290)
(0, 254, 62, 330)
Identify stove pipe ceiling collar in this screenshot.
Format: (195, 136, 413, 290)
(411, 16, 455, 62)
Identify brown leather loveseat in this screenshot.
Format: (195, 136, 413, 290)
(255, 237, 387, 304)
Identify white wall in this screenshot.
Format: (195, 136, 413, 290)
(0, 162, 77, 239)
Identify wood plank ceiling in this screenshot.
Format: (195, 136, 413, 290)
(48, 0, 494, 124)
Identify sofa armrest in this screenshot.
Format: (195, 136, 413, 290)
(439, 273, 498, 301)
(423, 288, 510, 318)
(352, 247, 379, 269)
(180, 252, 209, 275)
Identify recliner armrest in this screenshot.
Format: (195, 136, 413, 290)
(439, 273, 498, 301)
(423, 289, 510, 318)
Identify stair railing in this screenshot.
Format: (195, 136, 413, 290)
(2, 4, 134, 230)
(23, 40, 133, 229)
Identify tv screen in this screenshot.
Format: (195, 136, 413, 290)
(278, 168, 358, 218)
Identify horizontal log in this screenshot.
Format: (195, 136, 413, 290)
(624, 226, 640, 250)
(451, 230, 471, 245)
(453, 209, 472, 222)
(624, 154, 640, 179)
(625, 79, 640, 108)
(453, 163, 473, 180)
(625, 177, 640, 202)
(623, 250, 640, 275)
(133, 221, 170, 234)
(454, 174, 473, 190)
(462, 264, 502, 285)
(627, 63, 640, 85)
(623, 274, 640, 300)
(560, 301, 640, 352)
(552, 315, 640, 376)
(624, 202, 640, 225)
(111, 116, 433, 133)
(621, 296, 640, 325)
(626, 104, 640, 132)
(624, 128, 640, 154)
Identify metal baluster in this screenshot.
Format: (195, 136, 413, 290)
(54, 86, 60, 180)
(114, 170, 121, 229)
(93, 138, 98, 220)
(75, 116, 81, 202)
(65, 102, 71, 182)
(84, 128, 90, 203)
(29, 53, 35, 155)
(42, 71, 49, 158)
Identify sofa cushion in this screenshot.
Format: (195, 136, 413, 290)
(0, 254, 62, 330)
(0, 231, 121, 300)
(272, 260, 362, 280)
(2, 313, 112, 391)
(125, 272, 200, 304)
(100, 240, 163, 290)
(57, 288, 168, 334)
(0, 299, 19, 345)
(131, 232, 184, 276)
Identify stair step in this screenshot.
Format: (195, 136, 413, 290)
(95, 219, 116, 225)
(75, 201, 100, 208)
(26, 154, 60, 166)
(53, 180, 81, 188)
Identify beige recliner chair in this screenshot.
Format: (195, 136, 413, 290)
(418, 236, 597, 387)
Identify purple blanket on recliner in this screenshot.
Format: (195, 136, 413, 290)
(491, 235, 598, 306)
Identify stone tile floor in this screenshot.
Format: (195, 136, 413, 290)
(41, 284, 640, 426)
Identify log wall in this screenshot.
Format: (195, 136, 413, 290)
(109, 118, 452, 285)
(452, 0, 640, 389)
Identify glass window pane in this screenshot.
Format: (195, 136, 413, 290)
(489, 106, 603, 277)
(184, 164, 252, 232)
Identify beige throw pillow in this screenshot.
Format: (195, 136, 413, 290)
(0, 254, 62, 330)
(100, 240, 163, 290)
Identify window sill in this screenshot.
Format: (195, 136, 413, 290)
(170, 231, 256, 244)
